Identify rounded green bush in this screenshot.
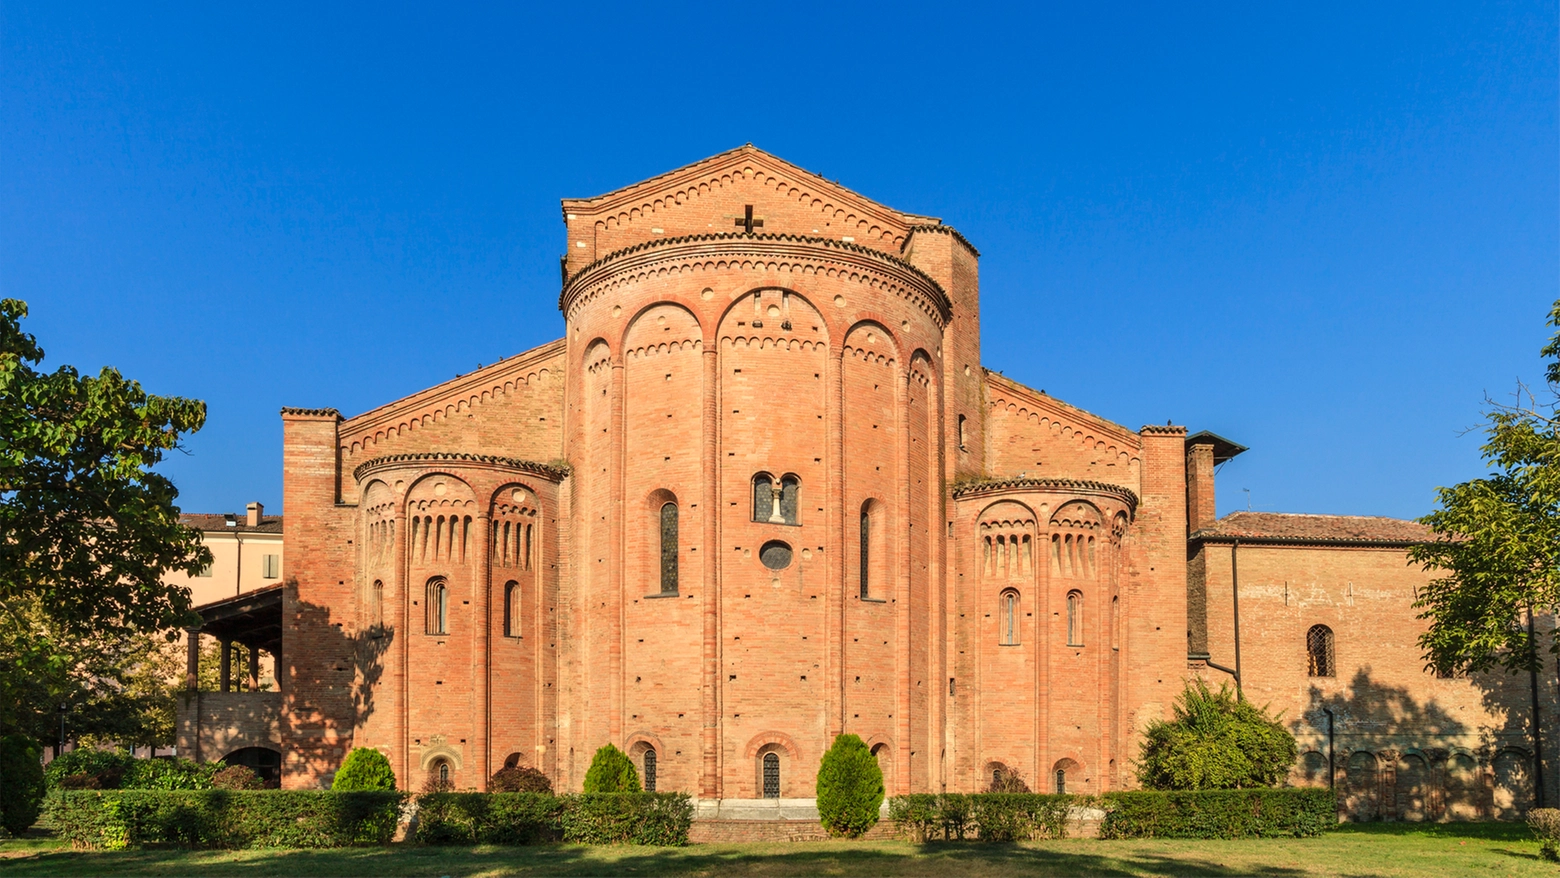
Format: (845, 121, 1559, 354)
(581, 744, 639, 793)
(0, 736, 45, 835)
(816, 733, 884, 838)
(1136, 679, 1297, 790)
(331, 747, 397, 791)
(43, 748, 135, 790)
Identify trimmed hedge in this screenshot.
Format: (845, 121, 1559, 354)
(561, 793, 692, 845)
(415, 791, 691, 846)
(414, 793, 564, 845)
(888, 793, 1076, 841)
(42, 790, 405, 849)
(1098, 789, 1335, 839)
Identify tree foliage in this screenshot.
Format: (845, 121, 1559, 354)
(0, 299, 209, 745)
(815, 733, 884, 838)
(331, 748, 397, 792)
(1136, 679, 1296, 790)
(581, 744, 639, 793)
(0, 734, 45, 835)
(0, 298, 210, 639)
(1411, 300, 1560, 675)
(0, 595, 184, 746)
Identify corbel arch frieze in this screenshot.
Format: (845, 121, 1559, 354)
(561, 236, 950, 330)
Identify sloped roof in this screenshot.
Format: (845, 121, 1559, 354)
(1192, 511, 1430, 545)
(561, 144, 940, 226)
(181, 513, 284, 535)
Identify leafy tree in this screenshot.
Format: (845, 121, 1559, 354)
(582, 744, 639, 793)
(1412, 300, 1560, 676)
(815, 734, 884, 838)
(0, 299, 209, 744)
(0, 299, 210, 639)
(332, 747, 397, 791)
(1136, 679, 1296, 790)
(0, 735, 44, 835)
(0, 596, 184, 747)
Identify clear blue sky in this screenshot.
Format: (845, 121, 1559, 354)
(3, 2, 1555, 519)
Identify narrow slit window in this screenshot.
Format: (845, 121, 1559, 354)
(659, 501, 679, 595)
(373, 580, 384, 626)
(426, 579, 448, 635)
(1066, 591, 1083, 647)
(504, 581, 520, 637)
(1000, 590, 1019, 645)
(859, 504, 872, 599)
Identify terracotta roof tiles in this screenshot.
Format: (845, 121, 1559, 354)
(1192, 511, 1429, 545)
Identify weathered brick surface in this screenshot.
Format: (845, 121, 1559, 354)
(272, 146, 1545, 817)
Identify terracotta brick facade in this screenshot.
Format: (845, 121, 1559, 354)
(273, 147, 1554, 816)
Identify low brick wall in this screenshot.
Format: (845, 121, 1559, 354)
(690, 819, 897, 843)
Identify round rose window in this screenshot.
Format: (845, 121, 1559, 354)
(759, 540, 793, 570)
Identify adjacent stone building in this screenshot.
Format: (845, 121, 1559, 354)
(253, 146, 1553, 816)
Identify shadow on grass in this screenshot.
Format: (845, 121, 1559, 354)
(0, 836, 1320, 878)
(6, 822, 1550, 878)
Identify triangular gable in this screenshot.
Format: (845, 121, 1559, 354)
(560, 145, 940, 275)
(984, 370, 1143, 454)
(338, 338, 566, 461)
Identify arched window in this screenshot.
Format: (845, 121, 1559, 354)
(1066, 591, 1083, 646)
(762, 752, 780, 798)
(958, 414, 967, 449)
(372, 580, 383, 626)
(752, 474, 775, 523)
(428, 757, 452, 791)
(999, 590, 1020, 645)
(659, 501, 678, 595)
(859, 503, 872, 599)
(504, 581, 520, 638)
(425, 579, 448, 635)
(643, 747, 657, 792)
(1055, 768, 1066, 794)
(1307, 624, 1335, 677)
(779, 475, 800, 525)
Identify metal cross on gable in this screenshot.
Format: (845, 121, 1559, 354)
(734, 205, 764, 235)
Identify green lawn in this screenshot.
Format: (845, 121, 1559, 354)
(0, 823, 1548, 877)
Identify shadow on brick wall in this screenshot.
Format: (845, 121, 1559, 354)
(282, 586, 393, 787)
(1290, 667, 1541, 820)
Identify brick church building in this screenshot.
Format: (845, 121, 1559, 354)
(251, 146, 1552, 815)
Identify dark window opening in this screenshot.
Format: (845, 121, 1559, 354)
(660, 502, 678, 595)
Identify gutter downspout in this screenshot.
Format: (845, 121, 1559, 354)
(1231, 539, 1243, 699)
(1198, 540, 1243, 691)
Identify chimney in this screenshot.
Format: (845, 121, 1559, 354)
(1183, 431, 1248, 536)
(1186, 443, 1217, 535)
(246, 502, 263, 528)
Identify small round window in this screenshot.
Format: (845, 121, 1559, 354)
(759, 540, 793, 570)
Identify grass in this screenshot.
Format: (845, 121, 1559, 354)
(0, 822, 1549, 877)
